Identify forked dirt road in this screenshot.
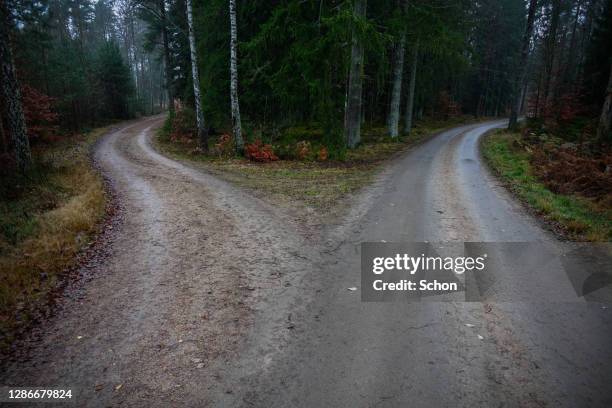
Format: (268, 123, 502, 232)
(1, 116, 317, 406)
(2, 116, 611, 407)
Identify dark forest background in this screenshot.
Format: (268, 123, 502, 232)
(1, 0, 611, 165)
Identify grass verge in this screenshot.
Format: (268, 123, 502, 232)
(481, 130, 612, 241)
(0, 127, 110, 348)
(154, 117, 475, 220)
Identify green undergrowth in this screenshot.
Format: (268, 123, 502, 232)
(481, 130, 611, 241)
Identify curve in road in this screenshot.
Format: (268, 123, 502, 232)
(0, 116, 316, 407)
(218, 120, 612, 408)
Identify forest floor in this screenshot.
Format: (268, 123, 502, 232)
(481, 130, 612, 241)
(0, 124, 120, 351)
(153, 116, 476, 226)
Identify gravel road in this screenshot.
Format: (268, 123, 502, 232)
(215, 120, 612, 407)
(1, 116, 317, 406)
(1, 118, 610, 407)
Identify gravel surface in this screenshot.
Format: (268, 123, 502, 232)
(2, 118, 610, 407)
(0, 116, 317, 407)
(214, 120, 612, 408)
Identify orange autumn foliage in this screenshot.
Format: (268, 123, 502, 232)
(244, 139, 278, 162)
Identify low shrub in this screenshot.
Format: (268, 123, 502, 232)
(169, 108, 196, 142)
(212, 133, 235, 157)
(21, 85, 59, 144)
(317, 146, 328, 161)
(295, 140, 311, 160)
(245, 140, 278, 162)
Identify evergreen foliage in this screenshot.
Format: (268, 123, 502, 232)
(1, 0, 610, 155)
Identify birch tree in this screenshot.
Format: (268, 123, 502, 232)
(387, 32, 406, 138)
(508, 0, 538, 130)
(0, 1, 32, 172)
(229, 0, 243, 152)
(345, 0, 367, 149)
(185, 0, 208, 151)
(159, 0, 174, 115)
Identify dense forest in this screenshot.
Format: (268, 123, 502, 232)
(1, 0, 611, 169)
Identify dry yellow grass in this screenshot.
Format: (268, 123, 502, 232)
(0, 127, 109, 346)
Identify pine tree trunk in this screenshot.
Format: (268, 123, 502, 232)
(185, 0, 208, 151)
(519, 82, 528, 114)
(597, 65, 612, 142)
(561, 0, 583, 90)
(229, 0, 243, 152)
(159, 66, 165, 110)
(509, 0, 537, 129)
(387, 32, 405, 138)
(542, 0, 560, 115)
(0, 108, 7, 154)
(159, 0, 174, 115)
(404, 40, 419, 134)
(149, 56, 155, 114)
(344, 0, 367, 149)
(0, 2, 31, 172)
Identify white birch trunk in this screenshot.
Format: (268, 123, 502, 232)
(185, 0, 208, 151)
(387, 32, 406, 138)
(159, 0, 174, 115)
(229, 0, 243, 151)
